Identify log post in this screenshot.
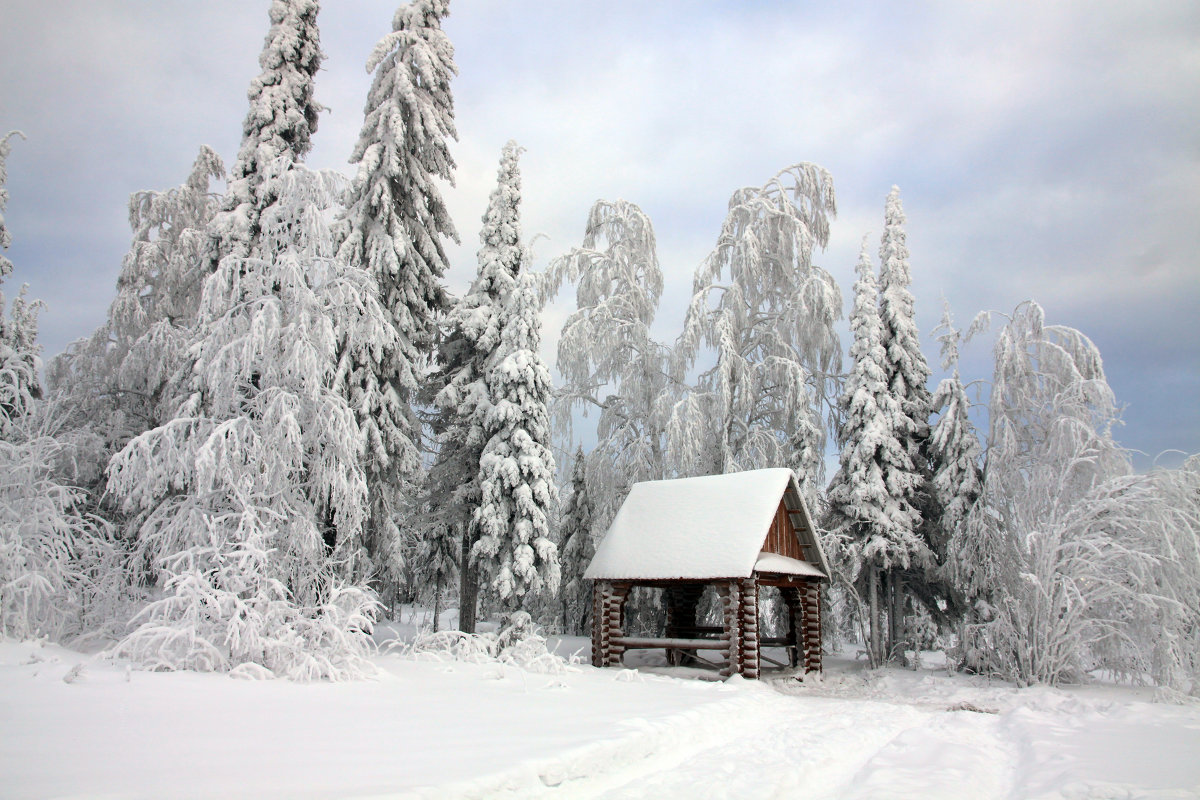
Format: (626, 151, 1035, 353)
(741, 577, 760, 679)
(718, 580, 743, 678)
(592, 581, 610, 667)
(801, 580, 822, 673)
(606, 583, 631, 667)
(781, 586, 801, 668)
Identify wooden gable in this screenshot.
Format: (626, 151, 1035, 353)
(762, 498, 803, 560)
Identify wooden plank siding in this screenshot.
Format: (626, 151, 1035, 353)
(762, 498, 804, 560)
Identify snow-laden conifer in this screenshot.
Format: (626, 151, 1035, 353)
(0, 131, 41, 431)
(556, 445, 595, 634)
(929, 303, 983, 570)
(107, 162, 386, 679)
(428, 141, 523, 630)
(875, 186, 932, 548)
(473, 270, 560, 611)
(546, 199, 672, 526)
(334, 0, 458, 588)
(211, 0, 324, 264)
(671, 164, 840, 500)
(824, 239, 927, 665)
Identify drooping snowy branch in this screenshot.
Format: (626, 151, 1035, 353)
(671, 163, 841, 499)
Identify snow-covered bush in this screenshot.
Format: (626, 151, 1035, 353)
(401, 611, 578, 675)
(0, 410, 115, 641)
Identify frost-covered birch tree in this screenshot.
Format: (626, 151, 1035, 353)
(47, 147, 225, 490)
(210, 0, 323, 266)
(0, 133, 113, 642)
(824, 239, 927, 667)
(546, 199, 673, 526)
(473, 270, 560, 614)
(671, 163, 840, 501)
(556, 445, 594, 634)
(107, 163, 385, 679)
(431, 140, 524, 632)
(960, 301, 1200, 694)
(333, 0, 458, 589)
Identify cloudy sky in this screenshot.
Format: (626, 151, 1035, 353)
(1, 0, 1197, 466)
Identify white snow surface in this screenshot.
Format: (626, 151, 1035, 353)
(585, 468, 811, 580)
(754, 551, 826, 578)
(2, 628, 1199, 799)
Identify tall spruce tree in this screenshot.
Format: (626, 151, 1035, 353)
(875, 186, 937, 657)
(431, 140, 524, 631)
(825, 239, 926, 667)
(473, 270, 560, 614)
(928, 303, 983, 562)
(211, 0, 324, 265)
(556, 445, 594, 634)
(334, 0, 458, 589)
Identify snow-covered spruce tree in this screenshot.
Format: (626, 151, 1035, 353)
(875, 186, 942, 658)
(824, 239, 928, 667)
(671, 164, 840, 502)
(210, 0, 323, 266)
(47, 147, 225, 492)
(545, 199, 673, 527)
(431, 140, 524, 632)
(0, 133, 113, 641)
(929, 302, 984, 596)
(107, 162, 385, 680)
(959, 301, 1200, 690)
(556, 445, 595, 634)
(333, 0, 458, 591)
(473, 269, 560, 617)
(0, 131, 39, 430)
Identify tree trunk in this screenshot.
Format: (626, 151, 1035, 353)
(459, 527, 478, 633)
(868, 566, 882, 668)
(888, 571, 904, 665)
(432, 573, 443, 633)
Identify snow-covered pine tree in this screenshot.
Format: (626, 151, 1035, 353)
(473, 269, 560, 614)
(556, 445, 595, 634)
(47, 147, 225, 491)
(211, 0, 324, 266)
(671, 164, 841, 502)
(824, 239, 927, 667)
(545, 199, 672, 527)
(431, 140, 524, 632)
(875, 186, 940, 657)
(333, 0, 458, 591)
(0, 131, 40, 430)
(929, 302, 984, 585)
(107, 159, 387, 680)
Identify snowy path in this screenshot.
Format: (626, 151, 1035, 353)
(3, 639, 1199, 799)
(522, 688, 1017, 800)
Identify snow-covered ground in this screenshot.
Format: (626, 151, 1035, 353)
(2, 626, 1198, 799)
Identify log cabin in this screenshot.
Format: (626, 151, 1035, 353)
(584, 468, 829, 678)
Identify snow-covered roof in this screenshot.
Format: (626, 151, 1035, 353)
(584, 468, 829, 581)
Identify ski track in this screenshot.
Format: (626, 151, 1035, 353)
(522, 688, 1019, 799)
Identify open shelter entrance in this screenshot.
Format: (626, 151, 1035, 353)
(585, 469, 829, 679)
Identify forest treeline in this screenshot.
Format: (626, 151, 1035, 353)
(1, 0, 1196, 695)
